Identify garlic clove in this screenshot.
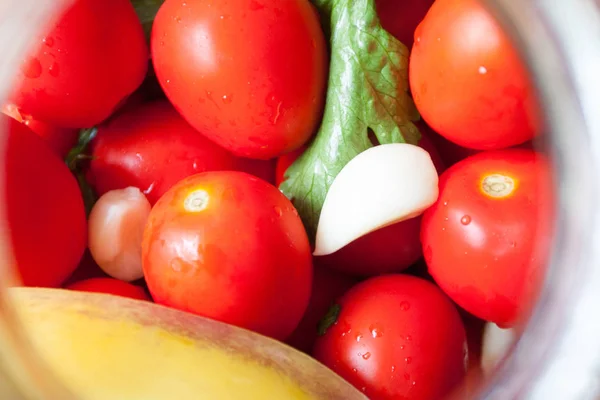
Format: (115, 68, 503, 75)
(481, 322, 518, 376)
(88, 187, 151, 282)
(314, 143, 439, 256)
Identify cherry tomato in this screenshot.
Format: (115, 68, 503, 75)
(142, 171, 313, 340)
(66, 278, 150, 301)
(375, 0, 435, 49)
(317, 217, 423, 277)
(151, 0, 328, 160)
(421, 149, 554, 327)
(313, 275, 467, 400)
(89, 100, 275, 205)
(409, 0, 541, 150)
(286, 265, 357, 353)
(3, 116, 86, 287)
(10, 0, 148, 128)
(2, 104, 79, 158)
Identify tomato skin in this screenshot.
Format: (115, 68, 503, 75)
(11, 0, 148, 128)
(313, 275, 467, 400)
(375, 0, 435, 49)
(66, 278, 150, 301)
(421, 149, 554, 327)
(275, 145, 308, 188)
(409, 0, 541, 150)
(89, 100, 275, 205)
(2, 104, 78, 158)
(142, 171, 313, 340)
(151, 0, 328, 160)
(286, 266, 357, 353)
(317, 217, 423, 277)
(4, 116, 86, 287)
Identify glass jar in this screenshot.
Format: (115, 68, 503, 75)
(1, 0, 600, 398)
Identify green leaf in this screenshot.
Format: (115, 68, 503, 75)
(65, 128, 99, 217)
(130, 0, 165, 44)
(280, 0, 421, 241)
(317, 304, 342, 336)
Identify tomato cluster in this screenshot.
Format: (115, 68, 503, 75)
(2, 0, 554, 399)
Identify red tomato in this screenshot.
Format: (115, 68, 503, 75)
(421, 149, 554, 327)
(317, 217, 423, 277)
(142, 171, 313, 340)
(66, 278, 150, 301)
(2, 104, 79, 158)
(11, 0, 148, 128)
(88, 100, 275, 205)
(151, 0, 328, 160)
(313, 275, 467, 400)
(409, 0, 541, 150)
(286, 266, 357, 353)
(3, 116, 86, 287)
(275, 145, 308, 187)
(375, 0, 435, 49)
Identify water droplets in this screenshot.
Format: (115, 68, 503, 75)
(21, 58, 42, 79)
(405, 357, 412, 365)
(478, 66, 488, 75)
(48, 62, 60, 77)
(369, 324, 383, 338)
(400, 301, 411, 311)
(362, 352, 371, 360)
(391, 365, 396, 372)
(266, 94, 283, 125)
(273, 206, 283, 217)
(175, 16, 182, 23)
(42, 36, 54, 47)
(460, 215, 472, 225)
(443, 200, 449, 206)
(222, 94, 233, 104)
(356, 334, 362, 342)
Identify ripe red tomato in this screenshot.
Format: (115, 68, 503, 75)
(317, 217, 423, 277)
(66, 278, 150, 301)
(2, 104, 79, 158)
(88, 100, 275, 205)
(3, 116, 86, 287)
(421, 149, 554, 327)
(275, 145, 308, 188)
(10, 0, 148, 128)
(409, 0, 541, 150)
(313, 275, 467, 400)
(286, 266, 357, 353)
(375, 0, 435, 49)
(142, 171, 313, 340)
(151, 0, 328, 160)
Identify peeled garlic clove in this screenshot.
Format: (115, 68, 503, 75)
(88, 187, 151, 282)
(314, 143, 439, 256)
(481, 323, 517, 376)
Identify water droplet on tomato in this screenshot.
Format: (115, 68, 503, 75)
(400, 301, 410, 310)
(21, 58, 42, 78)
(175, 16, 182, 23)
(443, 200, 449, 206)
(356, 334, 362, 342)
(361, 387, 367, 393)
(371, 327, 382, 338)
(362, 352, 371, 360)
(352, 368, 358, 373)
(273, 206, 283, 217)
(478, 66, 488, 75)
(43, 36, 54, 47)
(412, 381, 417, 386)
(405, 357, 412, 364)
(222, 94, 233, 104)
(510, 241, 517, 248)
(461, 215, 471, 225)
(405, 335, 412, 341)
(391, 365, 396, 372)
(400, 345, 405, 350)
(48, 62, 60, 77)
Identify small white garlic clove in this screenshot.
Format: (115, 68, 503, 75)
(481, 323, 518, 376)
(88, 187, 151, 282)
(314, 143, 439, 256)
